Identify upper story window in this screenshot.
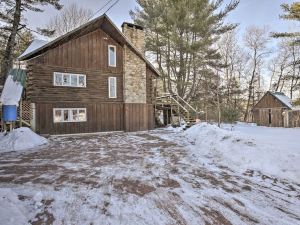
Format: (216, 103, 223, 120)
(53, 72, 86, 87)
(108, 77, 117, 98)
(108, 45, 116, 67)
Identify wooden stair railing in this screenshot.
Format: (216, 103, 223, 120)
(155, 93, 201, 126)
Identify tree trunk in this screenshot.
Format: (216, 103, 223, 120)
(217, 82, 221, 127)
(244, 55, 257, 122)
(0, 0, 22, 86)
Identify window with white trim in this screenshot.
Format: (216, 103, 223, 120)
(53, 72, 86, 87)
(108, 77, 117, 98)
(53, 108, 87, 123)
(108, 45, 116, 67)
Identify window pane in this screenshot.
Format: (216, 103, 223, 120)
(71, 75, 78, 87)
(63, 110, 69, 122)
(78, 109, 86, 121)
(78, 75, 85, 87)
(63, 74, 70, 86)
(109, 46, 116, 66)
(109, 78, 116, 98)
(54, 73, 62, 86)
(54, 110, 62, 122)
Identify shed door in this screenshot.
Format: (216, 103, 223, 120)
(268, 109, 272, 125)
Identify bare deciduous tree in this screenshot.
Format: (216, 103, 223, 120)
(218, 31, 247, 109)
(243, 26, 270, 121)
(47, 3, 93, 37)
(268, 42, 290, 92)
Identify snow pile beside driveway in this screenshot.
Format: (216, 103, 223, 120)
(0, 127, 48, 152)
(185, 123, 300, 182)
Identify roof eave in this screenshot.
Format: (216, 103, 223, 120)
(269, 91, 292, 110)
(18, 14, 106, 61)
(18, 14, 160, 77)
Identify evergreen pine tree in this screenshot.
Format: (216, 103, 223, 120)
(0, 0, 62, 85)
(272, 2, 300, 42)
(130, 0, 239, 103)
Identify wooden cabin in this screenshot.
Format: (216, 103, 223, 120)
(252, 91, 292, 127)
(18, 14, 159, 135)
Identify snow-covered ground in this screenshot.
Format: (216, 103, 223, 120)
(0, 125, 299, 224)
(185, 122, 300, 182)
(0, 127, 48, 152)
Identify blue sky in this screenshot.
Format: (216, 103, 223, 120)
(24, 0, 297, 35)
(225, 0, 297, 33)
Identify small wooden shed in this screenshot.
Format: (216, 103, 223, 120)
(252, 91, 292, 127)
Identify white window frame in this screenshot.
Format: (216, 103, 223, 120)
(108, 77, 117, 98)
(53, 108, 87, 123)
(53, 72, 86, 88)
(108, 45, 117, 67)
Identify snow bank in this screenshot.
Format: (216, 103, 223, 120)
(0, 127, 48, 152)
(0, 188, 30, 225)
(185, 123, 300, 182)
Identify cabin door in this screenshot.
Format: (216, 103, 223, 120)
(268, 109, 272, 125)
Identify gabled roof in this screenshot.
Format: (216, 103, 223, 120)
(253, 91, 292, 110)
(18, 14, 160, 77)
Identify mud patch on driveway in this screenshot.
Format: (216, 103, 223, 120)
(158, 178, 180, 189)
(113, 178, 156, 196)
(200, 207, 232, 225)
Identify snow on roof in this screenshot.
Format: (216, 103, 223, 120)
(18, 39, 48, 59)
(271, 92, 293, 109)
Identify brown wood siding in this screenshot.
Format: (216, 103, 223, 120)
(253, 92, 287, 109)
(271, 109, 284, 127)
(36, 102, 124, 134)
(28, 29, 123, 73)
(24, 25, 158, 134)
(27, 64, 123, 103)
(26, 28, 124, 104)
(252, 108, 284, 127)
(288, 110, 300, 127)
(124, 103, 154, 132)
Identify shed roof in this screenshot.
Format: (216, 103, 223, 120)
(270, 92, 293, 109)
(253, 91, 292, 110)
(18, 14, 160, 77)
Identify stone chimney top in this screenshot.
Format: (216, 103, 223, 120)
(121, 22, 144, 31)
(122, 22, 145, 54)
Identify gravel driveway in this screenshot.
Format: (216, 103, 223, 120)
(0, 129, 299, 225)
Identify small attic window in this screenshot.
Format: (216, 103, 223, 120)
(108, 45, 116, 67)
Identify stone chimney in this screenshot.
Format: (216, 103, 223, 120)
(122, 22, 146, 104)
(121, 22, 145, 54)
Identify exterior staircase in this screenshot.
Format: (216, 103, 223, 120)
(155, 93, 201, 127)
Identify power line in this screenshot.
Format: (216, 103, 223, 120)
(88, 0, 115, 20)
(104, 0, 120, 14)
